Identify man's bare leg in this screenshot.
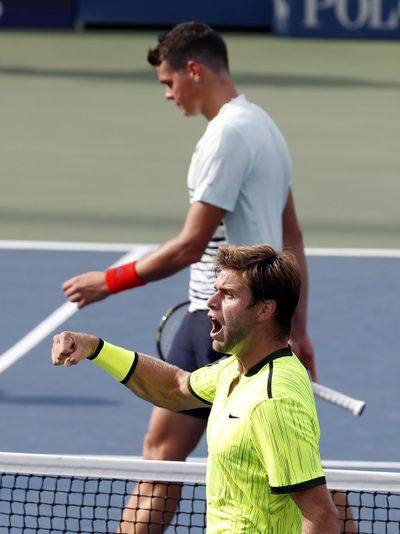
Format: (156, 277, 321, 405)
(119, 407, 207, 534)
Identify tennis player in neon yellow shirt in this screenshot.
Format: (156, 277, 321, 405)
(52, 244, 339, 533)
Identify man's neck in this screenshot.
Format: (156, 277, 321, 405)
(202, 74, 238, 121)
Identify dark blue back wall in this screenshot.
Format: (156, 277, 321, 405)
(76, 0, 273, 29)
(0, 0, 74, 28)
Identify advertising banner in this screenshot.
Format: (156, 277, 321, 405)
(0, 0, 74, 28)
(273, 0, 400, 38)
(76, 0, 272, 29)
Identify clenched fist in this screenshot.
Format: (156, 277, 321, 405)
(52, 331, 99, 367)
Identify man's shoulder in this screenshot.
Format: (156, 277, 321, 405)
(211, 97, 274, 140)
(250, 355, 314, 406)
(227, 95, 270, 120)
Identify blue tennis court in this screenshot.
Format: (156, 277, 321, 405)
(0, 242, 399, 462)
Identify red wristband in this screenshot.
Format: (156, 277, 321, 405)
(105, 261, 146, 294)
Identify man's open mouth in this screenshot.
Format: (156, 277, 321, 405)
(209, 317, 222, 336)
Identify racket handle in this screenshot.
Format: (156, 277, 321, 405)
(312, 382, 366, 416)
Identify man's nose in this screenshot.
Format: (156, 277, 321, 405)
(207, 292, 219, 309)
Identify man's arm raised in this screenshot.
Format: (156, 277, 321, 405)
(51, 331, 207, 412)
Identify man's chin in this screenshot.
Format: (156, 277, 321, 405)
(212, 339, 232, 355)
(180, 107, 200, 117)
(211, 339, 224, 353)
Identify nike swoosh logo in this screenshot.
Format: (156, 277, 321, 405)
(229, 414, 240, 419)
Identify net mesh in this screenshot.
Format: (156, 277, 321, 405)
(0, 475, 205, 533)
(332, 489, 400, 533)
(1, 453, 399, 534)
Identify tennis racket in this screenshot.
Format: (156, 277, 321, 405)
(156, 301, 190, 363)
(156, 301, 366, 417)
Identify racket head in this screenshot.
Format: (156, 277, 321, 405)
(156, 301, 190, 361)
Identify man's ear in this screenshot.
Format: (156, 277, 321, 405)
(186, 60, 202, 81)
(257, 299, 276, 322)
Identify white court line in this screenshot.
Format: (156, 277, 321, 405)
(1, 239, 400, 258)
(0, 245, 155, 375)
(306, 247, 400, 258)
(0, 240, 399, 375)
(0, 240, 157, 252)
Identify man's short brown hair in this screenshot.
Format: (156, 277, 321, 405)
(215, 244, 301, 337)
(147, 21, 229, 74)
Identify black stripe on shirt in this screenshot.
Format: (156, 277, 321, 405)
(267, 361, 273, 399)
(187, 376, 213, 406)
(270, 476, 326, 494)
(245, 346, 293, 377)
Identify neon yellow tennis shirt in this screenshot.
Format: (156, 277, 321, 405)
(188, 347, 326, 533)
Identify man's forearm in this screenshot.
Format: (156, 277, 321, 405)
(288, 238, 309, 338)
(51, 332, 203, 412)
(282, 189, 309, 338)
(136, 236, 202, 282)
(125, 351, 198, 411)
(135, 201, 225, 282)
(91, 341, 198, 411)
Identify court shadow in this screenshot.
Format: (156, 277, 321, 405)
(1, 65, 399, 90)
(0, 391, 120, 406)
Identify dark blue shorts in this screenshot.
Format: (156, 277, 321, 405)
(167, 310, 224, 419)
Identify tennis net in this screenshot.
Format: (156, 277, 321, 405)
(0, 452, 399, 533)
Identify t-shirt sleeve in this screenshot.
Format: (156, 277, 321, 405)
(191, 124, 252, 212)
(250, 398, 326, 494)
(188, 357, 230, 405)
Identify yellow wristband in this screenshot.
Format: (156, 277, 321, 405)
(88, 339, 138, 384)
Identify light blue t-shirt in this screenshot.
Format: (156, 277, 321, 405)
(188, 95, 292, 311)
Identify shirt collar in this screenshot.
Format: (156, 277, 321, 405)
(244, 346, 293, 377)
